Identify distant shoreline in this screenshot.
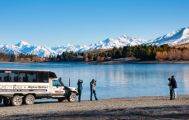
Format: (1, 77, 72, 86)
(95, 60, 189, 64)
(1, 60, 189, 64)
(73, 59, 189, 64)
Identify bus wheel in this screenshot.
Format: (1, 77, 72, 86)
(25, 94, 35, 105)
(68, 92, 77, 102)
(12, 95, 23, 106)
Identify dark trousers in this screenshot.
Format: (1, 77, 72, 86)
(170, 89, 173, 100)
(170, 88, 176, 100)
(78, 89, 82, 102)
(90, 90, 98, 101)
(170, 88, 177, 100)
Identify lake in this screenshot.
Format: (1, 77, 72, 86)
(0, 62, 189, 100)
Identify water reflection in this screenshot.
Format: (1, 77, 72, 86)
(183, 67, 189, 93)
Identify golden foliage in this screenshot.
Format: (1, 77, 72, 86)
(156, 48, 189, 61)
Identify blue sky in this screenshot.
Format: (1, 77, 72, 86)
(0, 0, 189, 47)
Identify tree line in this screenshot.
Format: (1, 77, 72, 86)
(1, 44, 189, 62)
(0, 52, 46, 62)
(52, 44, 189, 62)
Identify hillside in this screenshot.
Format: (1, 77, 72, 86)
(176, 43, 189, 48)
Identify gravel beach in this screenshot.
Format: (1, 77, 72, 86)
(0, 95, 189, 120)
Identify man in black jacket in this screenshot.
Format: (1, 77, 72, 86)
(77, 79, 83, 102)
(170, 75, 177, 100)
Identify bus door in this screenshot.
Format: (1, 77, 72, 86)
(52, 79, 65, 96)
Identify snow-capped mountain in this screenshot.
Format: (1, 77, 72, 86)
(0, 41, 56, 57)
(51, 35, 146, 54)
(52, 44, 85, 54)
(52, 44, 92, 54)
(149, 27, 189, 45)
(1, 27, 189, 57)
(93, 35, 145, 49)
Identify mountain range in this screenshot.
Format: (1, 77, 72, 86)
(0, 27, 189, 57)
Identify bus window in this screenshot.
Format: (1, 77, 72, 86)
(10, 73, 15, 82)
(14, 73, 19, 82)
(27, 72, 37, 82)
(0, 72, 4, 82)
(4, 73, 10, 82)
(37, 72, 48, 83)
(0, 70, 51, 83)
(19, 73, 26, 82)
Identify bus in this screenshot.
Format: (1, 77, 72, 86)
(0, 69, 78, 106)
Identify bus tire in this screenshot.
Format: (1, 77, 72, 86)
(12, 95, 23, 106)
(68, 92, 77, 102)
(24, 94, 35, 105)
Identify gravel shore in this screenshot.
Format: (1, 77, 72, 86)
(0, 95, 189, 120)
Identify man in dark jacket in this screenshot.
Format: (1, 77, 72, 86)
(90, 79, 98, 101)
(77, 79, 83, 102)
(168, 78, 172, 100)
(170, 75, 177, 100)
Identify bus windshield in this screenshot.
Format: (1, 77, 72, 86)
(52, 78, 64, 87)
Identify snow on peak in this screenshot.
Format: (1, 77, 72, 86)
(102, 38, 114, 44)
(182, 27, 189, 37)
(51, 35, 145, 54)
(0, 35, 147, 57)
(15, 40, 31, 47)
(149, 27, 189, 45)
(1, 27, 189, 57)
(0, 40, 56, 57)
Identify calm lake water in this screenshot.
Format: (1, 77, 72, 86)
(0, 62, 189, 100)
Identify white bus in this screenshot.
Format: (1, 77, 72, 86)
(0, 69, 78, 106)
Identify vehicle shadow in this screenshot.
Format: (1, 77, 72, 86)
(0, 100, 71, 107)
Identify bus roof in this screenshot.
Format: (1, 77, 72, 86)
(0, 69, 51, 72)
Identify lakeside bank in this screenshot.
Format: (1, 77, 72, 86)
(2, 58, 189, 64)
(0, 95, 189, 119)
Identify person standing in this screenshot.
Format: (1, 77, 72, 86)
(169, 75, 177, 100)
(171, 75, 177, 99)
(77, 79, 83, 102)
(168, 78, 173, 100)
(90, 79, 98, 101)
